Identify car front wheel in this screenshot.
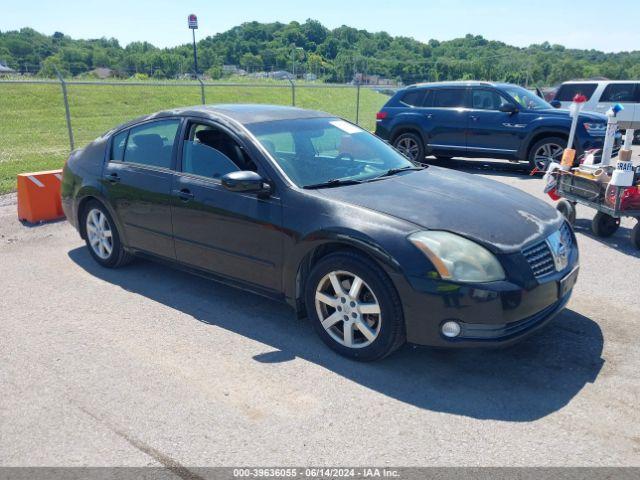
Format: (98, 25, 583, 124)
(305, 251, 405, 361)
(83, 200, 133, 268)
(528, 136, 566, 172)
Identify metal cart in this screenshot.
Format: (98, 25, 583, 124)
(553, 171, 640, 249)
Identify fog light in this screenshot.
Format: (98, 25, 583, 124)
(441, 321, 461, 338)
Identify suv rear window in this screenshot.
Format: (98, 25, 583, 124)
(400, 89, 426, 107)
(555, 83, 598, 102)
(600, 83, 638, 103)
(432, 89, 467, 108)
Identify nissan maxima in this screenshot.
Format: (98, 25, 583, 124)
(61, 105, 579, 361)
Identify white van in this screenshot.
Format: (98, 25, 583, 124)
(551, 81, 640, 132)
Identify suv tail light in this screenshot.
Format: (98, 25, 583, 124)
(376, 111, 388, 120)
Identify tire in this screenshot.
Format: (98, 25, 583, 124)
(556, 199, 576, 225)
(82, 200, 134, 268)
(631, 221, 640, 249)
(591, 212, 620, 238)
(305, 251, 405, 361)
(528, 136, 567, 172)
(393, 132, 425, 163)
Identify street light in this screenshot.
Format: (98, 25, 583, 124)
(291, 46, 304, 79)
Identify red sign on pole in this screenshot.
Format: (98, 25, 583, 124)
(188, 14, 198, 29)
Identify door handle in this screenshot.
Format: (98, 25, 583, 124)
(424, 113, 433, 119)
(470, 115, 479, 121)
(105, 172, 120, 183)
(173, 188, 194, 201)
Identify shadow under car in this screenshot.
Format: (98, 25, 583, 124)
(68, 247, 604, 422)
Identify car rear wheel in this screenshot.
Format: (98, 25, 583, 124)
(83, 200, 133, 268)
(305, 251, 405, 361)
(393, 132, 425, 163)
(528, 136, 566, 172)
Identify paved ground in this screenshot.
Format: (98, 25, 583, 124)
(1, 157, 639, 468)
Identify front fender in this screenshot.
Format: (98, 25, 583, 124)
(519, 123, 571, 158)
(282, 227, 406, 311)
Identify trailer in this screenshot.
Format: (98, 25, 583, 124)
(553, 171, 640, 249)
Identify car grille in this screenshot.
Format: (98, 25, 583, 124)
(522, 223, 573, 278)
(522, 241, 555, 278)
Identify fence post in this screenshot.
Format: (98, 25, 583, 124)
(288, 78, 296, 106)
(197, 76, 206, 104)
(355, 81, 361, 125)
(54, 66, 74, 151)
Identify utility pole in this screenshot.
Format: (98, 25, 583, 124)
(188, 14, 199, 77)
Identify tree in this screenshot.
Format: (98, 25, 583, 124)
(1, 20, 639, 84)
(240, 52, 263, 72)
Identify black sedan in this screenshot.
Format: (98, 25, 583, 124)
(61, 105, 579, 361)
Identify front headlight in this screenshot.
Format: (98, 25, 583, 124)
(584, 122, 606, 137)
(408, 231, 505, 283)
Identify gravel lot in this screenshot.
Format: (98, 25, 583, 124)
(1, 156, 639, 469)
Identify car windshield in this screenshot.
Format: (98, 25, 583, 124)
(247, 118, 416, 187)
(503, 85, 552, 111)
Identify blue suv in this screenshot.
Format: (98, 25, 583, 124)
(375, 81, 614, 171)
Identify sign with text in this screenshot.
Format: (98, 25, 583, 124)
(188, 14, 198, 29)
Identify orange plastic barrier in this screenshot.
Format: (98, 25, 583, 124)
(17, 169, 64, 223)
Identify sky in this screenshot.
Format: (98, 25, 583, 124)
(1, 0, 639, 53)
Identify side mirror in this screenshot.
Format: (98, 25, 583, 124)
(550, 100, 562, 109)
(499, 103, 518, 114)
(221, 171, 272, 196)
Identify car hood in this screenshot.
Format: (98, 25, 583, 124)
(315, 167, 563, 253)
(537, 108, 608, 122)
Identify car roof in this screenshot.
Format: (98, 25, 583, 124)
(115, 104, 333, 132)
(559, 80, 639, 85)
(403, 81, 519, 90)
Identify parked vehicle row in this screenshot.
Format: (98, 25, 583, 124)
(62, 104, 579, 360)
(375, 81, 618, 170)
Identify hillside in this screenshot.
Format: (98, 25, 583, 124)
(1, 20, 640, 85)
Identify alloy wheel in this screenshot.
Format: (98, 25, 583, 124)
(395, 137, 420, 161)
(86, 208, 113, 260)
(315, 270, 382, 349)
(533, 142, 563, 171)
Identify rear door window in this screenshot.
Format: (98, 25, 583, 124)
(123, 119, 181, 169)
(110, 130, 128, 161)
(555, 83, 598, 101)
(600, 83, 638, 103)
(432, 89, 467, 108)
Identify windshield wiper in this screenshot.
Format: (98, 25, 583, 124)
(369, 165, 426, 181)
(302, 178, 364, 189)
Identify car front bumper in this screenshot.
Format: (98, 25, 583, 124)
(391, 264, 578, 348)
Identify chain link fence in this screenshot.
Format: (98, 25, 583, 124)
(0, 78, 391, 193)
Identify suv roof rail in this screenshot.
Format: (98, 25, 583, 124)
(405, 80, 496, 89)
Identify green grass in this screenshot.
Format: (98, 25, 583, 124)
(0, 81, 387, 194)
